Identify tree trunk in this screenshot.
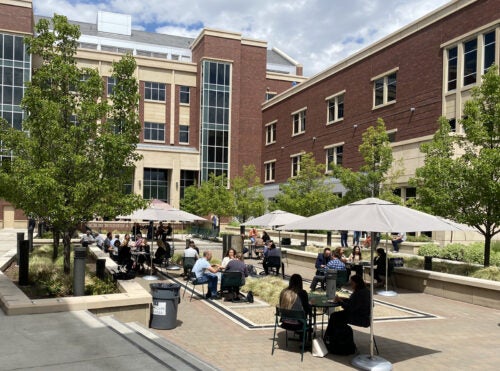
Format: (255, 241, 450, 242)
(484, 231, 491, 267)
(63, 231, 72, 274)
(52, 230, 60, 261)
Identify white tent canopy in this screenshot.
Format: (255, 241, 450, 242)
(242, 210, 305, 228)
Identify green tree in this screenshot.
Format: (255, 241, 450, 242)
(181, 173, 235, 222)
(331, 118, 400, 204)
(0, 15, 145, 274)
(271, 152, 340, 217)
(231, 165, 266, 223)
(412, 67, 500, 267)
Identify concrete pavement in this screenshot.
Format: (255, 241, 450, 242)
(0, 229, 499, 370)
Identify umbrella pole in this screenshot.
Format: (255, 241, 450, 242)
(166, 225, 180, 271)
(143, 231, 159, 281)
(378, 233, 397, 297)
(351, 232, 392, 370)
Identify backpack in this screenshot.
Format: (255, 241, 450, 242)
(324, 324, 356, 355)
(246, 291, 254, 303)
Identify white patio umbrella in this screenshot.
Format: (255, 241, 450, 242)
(118, 201, 206, 279)
(242, 210, 305, 246)
(278, 197, 472, 371)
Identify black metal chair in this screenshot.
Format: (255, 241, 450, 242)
(183, 271, 206, 301)
(183, 256, 197, 278)
(220, 271, 244, 301)
(271, 307, 309, 362)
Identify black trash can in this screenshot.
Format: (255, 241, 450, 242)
(150, 283, 181, 330)
(424, 256, 433, 271)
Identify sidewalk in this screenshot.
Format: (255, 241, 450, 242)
(0, 230, 499, 370)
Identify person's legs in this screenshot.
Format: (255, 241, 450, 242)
(205, 273, 219, 297)
(392, 238, 402, 252)
(310, 275, 325, 291)
(263, 259, 269, 274)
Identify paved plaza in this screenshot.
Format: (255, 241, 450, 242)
(0, 229, 499, 370)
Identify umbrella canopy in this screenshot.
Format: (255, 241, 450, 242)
(242, 210, 305, 228)
(277, 197, 473, 364)
(118, 199, 205, 222)
(278, 198, 474, 233)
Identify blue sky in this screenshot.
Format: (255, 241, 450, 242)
(33, 0, 451, 76)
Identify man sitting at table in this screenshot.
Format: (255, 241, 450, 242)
(192, 250, 222, 300)
(310, 247, 345, 291)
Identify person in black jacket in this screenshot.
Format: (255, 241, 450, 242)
(328, 274, 370, 328)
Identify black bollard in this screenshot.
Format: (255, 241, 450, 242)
(326, 231, 332, 247)
(424, 256, 433, 271)
(16, 232, 24, 265)
(73, 246, 87, 296)
(18, 240, 29, 286)
(96, 258, 106, 280)
(303, 231, 308, 247)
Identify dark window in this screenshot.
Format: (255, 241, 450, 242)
(144, 82, 166, 101)
(463, 39, 477, 86)
(179, 125, 189, 143)
(107, 77, 116, 96)
(143, 168, 169, 201)
(449, 118, 456, 132)
(447, 47, 458, 91)
(484, 31, 496, 73)
(180, 170, 197, 199)
(180, 86, 190, 104)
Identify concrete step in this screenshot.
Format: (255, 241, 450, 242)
(98, 315, 219, 371)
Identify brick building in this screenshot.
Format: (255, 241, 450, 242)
(261, 0, 499, 202)
(0, 0, 499, 230)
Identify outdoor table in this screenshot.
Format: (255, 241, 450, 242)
(308, 293, 341, 337)
(346, 261, 370, 277)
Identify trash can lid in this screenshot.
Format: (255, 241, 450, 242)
(150, 283, 181, 290)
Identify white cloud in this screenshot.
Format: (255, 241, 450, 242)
(33, 0, 450, 76)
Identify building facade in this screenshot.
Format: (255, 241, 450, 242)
(0, 0, 499, 234)
(261, 0, 499, 204)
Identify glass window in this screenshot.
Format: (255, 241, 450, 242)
(144, 81, 166, 101)
(326, 145, 343, 170)
(265, 162, 275, 182)
(448, 118, 456, 132)
(107, 77, 116, 96)
(143, 168, 169, 201)
(265, 92, 277, 100)
(291, 155, 301, 177)
(292, 110, 306, 135)
(327, 94, 344, 123)
(447, 47, 458, 91)
(266, 122, 276, 144)
(144, 122, 165, 142)
(179, 125, 189, 143)
(180, 86, 190, 104)
(463, 39, 477, 86)
(374, 72, 397, 107)
(484, 31, 496, 73)
(180, 170, 197, 199)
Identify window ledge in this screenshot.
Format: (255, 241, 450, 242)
(265, 141, 276, 146)
(144, 140, 165, 144)
(144, 99, 166, 104)
(326, 118, 344, 126)
(372, 100, 396, 111)
(292, 131, 305, 137)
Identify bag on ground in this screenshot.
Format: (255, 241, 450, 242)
(324, 324, 356, 355)
(312, 336, 328, 357)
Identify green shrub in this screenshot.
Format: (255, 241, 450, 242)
(417, 244, 441, 257)
(461, 243, 485, 265)
(242, 276, 287, 306)
(403, 256, 424, 269)
(406, 235, 432, 242)
(441, 243, 467, 261)
(85, 274, 119, 295)
(471, 266, 500, 281)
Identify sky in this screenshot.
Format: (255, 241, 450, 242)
(33, 0, 451, 77)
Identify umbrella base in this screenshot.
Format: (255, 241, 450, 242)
(351, 354, 392, 370)
(166, 264, 181, 271)
(377, 289, 398, 297)
(142, 275, 159, 281)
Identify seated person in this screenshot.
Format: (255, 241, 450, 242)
(191, 250, 221, 300)
(362, 235, 372, 249)
(133, 234, 150, 273)
(261, 231, 271, 244)
(221, 248, 236, 269)
(391, 232, 406, 252)
(279, 274, 311, 317)
(153, 240, 170, 265)
(373, 247, 387, 287)
(308, 248, 331, 291)
(110, 239, 121, 262)
(183, 240, 199, 277)
(348, 245, 362, 264)
(310, 247, 346, 291)
(328, 274, 370, 328)
(118, 235, 133, 270)
(225, 252, 248, 294)
(263, 242, 281, 275)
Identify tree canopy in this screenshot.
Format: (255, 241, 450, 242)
(331, 118, 400, 204)
(230, 165, 266, 223)
(0, 15, 145, 273)
(412, 67, 500, 266)
(271, 152, 340, 217)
